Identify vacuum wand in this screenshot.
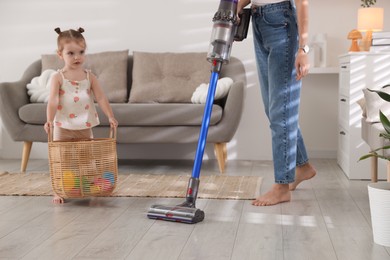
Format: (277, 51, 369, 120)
(147, 0, 240, 224)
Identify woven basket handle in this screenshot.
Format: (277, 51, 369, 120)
(48, 126, 116, 141)
(48, 125, 54, 143)
(109, 126, 117, 140)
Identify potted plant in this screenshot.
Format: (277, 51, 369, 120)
(359, 86, 390, 247)
(359, 87, 390, 162)
(361, 0, 376, 7)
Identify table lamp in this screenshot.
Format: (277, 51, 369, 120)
(357, 7, 384, 51)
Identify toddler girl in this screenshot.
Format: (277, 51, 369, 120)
(44, 27, 118, 204)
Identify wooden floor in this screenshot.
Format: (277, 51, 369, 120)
(0, 158, 389, 260)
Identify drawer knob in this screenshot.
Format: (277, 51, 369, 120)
(340, 131, 346, 135)
(340, 98, 346, 102)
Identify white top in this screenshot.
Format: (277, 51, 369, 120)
(54, 69, 100, 130)
(251, 0, 286, 5)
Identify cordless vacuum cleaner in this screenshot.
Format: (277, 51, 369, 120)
(147, 0, 250, 224)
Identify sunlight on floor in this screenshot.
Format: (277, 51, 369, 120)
(243, 212, 319, 227)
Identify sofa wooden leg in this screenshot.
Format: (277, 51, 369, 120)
(371, 156, 378, 182)
(21, 141, 32, 173)
(214, 143, 227, 173)
(387, 161, 390, 182)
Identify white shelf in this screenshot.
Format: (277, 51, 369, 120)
(309, 67, 339, 74)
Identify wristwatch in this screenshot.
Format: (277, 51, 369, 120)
(299, 45, 310, 54)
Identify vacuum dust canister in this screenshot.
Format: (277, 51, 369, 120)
(207, 0, 238, 64)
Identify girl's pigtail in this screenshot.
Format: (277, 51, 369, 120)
(78, 27, 85, 33)
(54, 27, 61, 34)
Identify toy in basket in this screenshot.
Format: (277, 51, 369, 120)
(48, 127, 118, 198)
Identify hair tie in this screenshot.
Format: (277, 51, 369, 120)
(54, 27, 61, 35)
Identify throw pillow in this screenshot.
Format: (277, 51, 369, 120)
(41, 50, 129, 103)
(26, 69, 56, 103)
(356, 98, 366, 118)
(129, 52, 210, 103)
(363, 87, 390, 123)
(191, 77, 233, 104)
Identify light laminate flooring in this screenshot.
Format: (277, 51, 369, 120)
(0, 158, 389, 260)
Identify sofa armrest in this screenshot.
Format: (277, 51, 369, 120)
(208, 81, 245, 142)
(0, 60, 41, 141)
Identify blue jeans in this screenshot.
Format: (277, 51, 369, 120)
(251, 1, 308, 184)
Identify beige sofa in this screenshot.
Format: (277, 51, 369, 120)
(0, 51, 246, 173)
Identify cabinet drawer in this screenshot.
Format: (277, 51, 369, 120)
(339, 63, 350, 71)
(337, 126, 350, 174)
(338, 126, 349, 154)
(339, 71, 350, 97)
(338, 95, 349, 128)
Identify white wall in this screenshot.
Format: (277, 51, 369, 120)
(1, 0, 389, 161)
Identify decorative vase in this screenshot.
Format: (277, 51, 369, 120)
(368, 182, 390, 247)
(311, 33, 327, 67)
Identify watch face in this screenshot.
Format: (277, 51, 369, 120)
(302, 45, 309, 53)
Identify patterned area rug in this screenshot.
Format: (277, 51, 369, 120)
(0, 172, 262, 200)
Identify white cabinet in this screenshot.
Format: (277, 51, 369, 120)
(338, 53, 390, 179)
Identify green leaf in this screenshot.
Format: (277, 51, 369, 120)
(375, 154, 390, 161)
(369, 145, 390, 153)
(359, 144, 390, 162)
(380, 110, 390, 134)
(368, 88, 390, 102)
(361, 0, 376, 8)
(359, 153, 376, 161)
(380, 132, 390, 139)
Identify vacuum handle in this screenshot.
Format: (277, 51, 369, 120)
(234, 8, 251, 41)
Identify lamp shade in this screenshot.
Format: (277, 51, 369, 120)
(357, 7, 384, 32)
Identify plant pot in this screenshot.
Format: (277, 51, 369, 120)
(368, 182, 390, 246)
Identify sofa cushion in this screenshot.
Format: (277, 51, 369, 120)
(41, 50, 129, 103)
(129, 52, 210, 103)
(18, 103, 223, 126)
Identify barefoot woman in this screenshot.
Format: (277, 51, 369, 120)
(237, 0, 316, 206)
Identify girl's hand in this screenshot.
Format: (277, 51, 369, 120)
(295, 52, 310, 81)
(108, 117, 118, 128)
(44, 121, 53, 134)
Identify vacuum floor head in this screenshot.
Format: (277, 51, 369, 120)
(147, 204, 205, 224)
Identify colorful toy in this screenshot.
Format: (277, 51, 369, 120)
(62, 171, 82, 196)
(63, 171, 76, 192)
(82, 176, 91, 193)
(103, 172, 115, 185)
(94, 176, 113, 192)
(69, 188, 81, 197)
(74, 176, 80, 188)
(90, 185, 101, 195)
(60, 171, 116, 197)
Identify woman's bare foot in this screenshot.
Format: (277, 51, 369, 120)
(289, 163, 316, 191)
(52, 194, 64, 204)
(252, 184, 291, 206)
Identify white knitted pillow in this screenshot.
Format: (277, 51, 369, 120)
(26, 69, 56, 103)
(363, 87, 390, 123)
(191, 77, 233, 104)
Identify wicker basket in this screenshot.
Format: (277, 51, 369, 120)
(48, 128, 118, 198)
